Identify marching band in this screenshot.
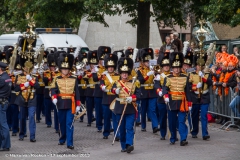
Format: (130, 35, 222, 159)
(1, 23, 240, 153)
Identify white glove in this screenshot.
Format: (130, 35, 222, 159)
(101, 85, 107, 92)
(161, 73, 166, 78)
(24, 82, 29, 87)
(125, 97, 133, 103)
(102, 71, 108, 75)
(115, 88, 120, 94)
(94, 66, 99, 72)
(26, 75, 32, 81)
(197, 82, 202, 89)
(159, 90, 163, 97)
(147, 71, 155, 76)
(49, 91, 51, 97)
(198, 71, 204, 78)
(189, 107, 192, 111)
(53, 98, 57, 106)
(17, 47, 22, 52)
(154, 74, 160, 81)
(164, 97, 169, 103)
(150, 65, 154, 70)
(76, 106, 80, 112)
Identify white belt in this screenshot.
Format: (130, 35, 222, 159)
(38, 82, 44, 85)
(141, 84, 154, 87)
(87, 82, 100, 87)
(78, 84, 86, 87)
(22, 89, 36, 93)
(194, 89, 209, 94)
(11, 91, 19, 94)
(45, 86, 52, 89)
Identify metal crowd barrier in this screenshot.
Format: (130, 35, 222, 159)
(208, 86, 240, 131)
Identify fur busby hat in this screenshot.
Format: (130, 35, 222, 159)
(157, 52, 170, 67)
(104, 53, 118, 69)
(78, 52, 88, 64)
(88, 50, 98, 65)
(47, 53, 56, 67)
(117, 57, 133, 74)
(3, 45, 14, 52)
(97, 46, 111, 60)
(54, 51, 65, 67)
(0, 52, 7, 64)
(193, 52, 208, 66)
(58, 53, 74, 69)
(19, 56, 34, 72)
(139, 48, 154, 62)
(170, 52, 184, 68)
(183, 50, 194, 66)
(125, 48, 134, 58)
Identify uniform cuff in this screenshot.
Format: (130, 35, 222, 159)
(51, 95, 57, 100)
(164, 94, 169, 99)
(144, 76, 149, 81)
(76, 100, 81, 106)
(131, 95, 136, 101)
(188, 102, 192, 107)
(192, 84, 197, 91)
(78, 75, 82, 80)
(156, 88, 162, 94)
(29, 79, 36, 86)
(20, 83, 25, 90)
(112, 88, 117, 94)
(87, 73, 92, 78)
(202, 78, 207, 83)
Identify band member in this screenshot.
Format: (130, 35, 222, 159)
(100, 53, 119, 139)
(0, 61, 12, 151)
(154, 52, 170, 140)
(92, 46, 109, 132)
(188, 52, 212, 140)
(162, 52, 192, 146)
(182, 50, 194, 75)
(111, 57, 140, 153)
(14, 57, 40, 142)
(43, 53, 60, 132)
(137, 48, 159, 133)
(51, 52, 81, 150)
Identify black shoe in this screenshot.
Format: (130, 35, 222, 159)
(12, 133, 17, 136)
(56, 130, 60, 133)
(192, 135, 198, 138)
(175, 138, 179, 141)
(24, 135, 27, 137)
(97, 130, 102, 133)
(103, 136, 108, 139)
(170, 142, 175, 145)
(58, 142, 65, 145)
(160, 137, 165, 140)
(9, 128, 12, 131)
(121, 149, 127, 152)
(0, 148, 10, 151)
(153, 127, 158, 133)
(110, 129, 114, 132)
(115, 137, 120, 141)
(30, 139, 36, 142)
(141, 129, 146, 132)
(92, 118, 96, 122)
(135, 122, 141, 126)
(87, 124, 91, 127)
(203, 135, 210, 140)
(19, 138, 24, 141)
(126, 145, 134, 153)
(79, 120, 83, 122)
(67, 146, 74, 150)
(47, 125, 51, 128)
(147, 118, 151, 122)
(180, 140, 188, 146)
(36, 120, 40, 123)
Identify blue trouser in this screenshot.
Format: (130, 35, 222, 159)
(229, 96, 240, 117)
(102, 104, 112, 137)
(188, 104, 209, 137)
(36, 94, 44, 120)
(141, 98, 158, 130)
(157, 103, 167, 138)
(58, 109, 74, 146)
(112, 112, 120, 138)
(19, 106, 36, 140)
(6, 104, 12, 129)
(136, 100, 141, 123)
(178, 111, 188, 142)
(10, 104, 19, 133)
(44, 98, 59, 131)
(0, 103, 11, 149)
(116, 114, 135, 150)
(95, 97, 103, 130)
(86, 97, 94, 125)
(80, 96, 86, 121)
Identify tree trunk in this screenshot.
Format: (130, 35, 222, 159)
(136, 1, 150, 48)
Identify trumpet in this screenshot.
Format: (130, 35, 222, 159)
(153, 64, 162, 74)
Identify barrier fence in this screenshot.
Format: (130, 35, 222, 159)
(208, 86, 240, 130)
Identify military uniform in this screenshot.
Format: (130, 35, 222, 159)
(111, 57, 140, 153)
(0, 62, 12, 151)
(43, 53, 60, 132)
(162, 52, 191, 146)
(100, 53, 119, 139)
(137, 48, 158, 132)
(154, 52, 170, 139)
(188, 52, 212, 140)
(51, 52, 80, 150)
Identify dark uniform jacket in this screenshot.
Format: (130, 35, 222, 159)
(162, 73, 191, 110)
(14, 73, 40, 107)
(137, 66, 157, 99)
(111, 79, 140, 115)
(83, 70, 95, 97)
(188, 72, 213, 104)
(36, 73, 45, 95)
(43, 70, 61, 99)
(100, 72, 119, 105)
(0, 72, 12, 99)
(9, 74, 18, 105)
(51, 74, 80, 110)
(77, 75, 87, 97)
(92, 66, 105, 97)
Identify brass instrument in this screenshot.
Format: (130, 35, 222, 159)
(70, 104, 87, 129)
(153, 64, 162, 74)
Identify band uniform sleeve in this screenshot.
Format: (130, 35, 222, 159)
(137, 70, 145, 84)
(50, 78, 59, 100)
(185, 76, 192, 102)
(154, 80, 161, 94)
(14, 75, 21, 92)
(74, 78, 81, 106)
(0, 79, 5, 88)
(32, 76, 40, 89)
(111, 82, 117, 94)
(92, 73, 99, 82)
(162, 77, 169, 96)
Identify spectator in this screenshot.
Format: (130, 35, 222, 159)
(172, 32, 183, 52)
(170, 34, 174, 43)
(159, 36, 178, 54)
(233, 47, 239, 56)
